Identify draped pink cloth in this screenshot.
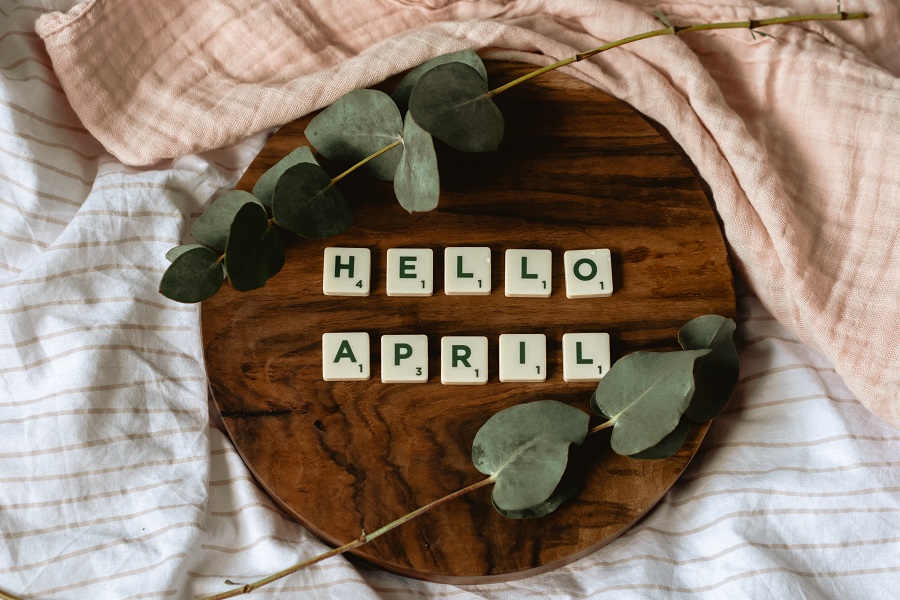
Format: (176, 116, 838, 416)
(36, 1, 899, 422)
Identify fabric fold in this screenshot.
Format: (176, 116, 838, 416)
(35, 0, 900, 426)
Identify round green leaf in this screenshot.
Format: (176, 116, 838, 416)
(409, 62, 504, 153)
(391, 50, 487, 113)
(472, 400, 589, 513)
(159, 246, 223, 303)
(224, 202, 285, 292)
(628, 417, 691, 460)
(678, 315, 739, 421)
(590, 350, 711, 456)
(165, 243, 205, 262)
(253, 146, 318, 210)
(492, 476, 580, 520)
(272, 162, 352, 239)
(305, 89, 403, 181)
(191, 190, 261, 251)
(393, 112, 439, 213)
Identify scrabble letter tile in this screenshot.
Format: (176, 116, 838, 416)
(322, 332, 370, 380)
(441, 336, 488, 384)
(499, 334, 547, 382)
(562, 333, 610, 382)
(504, 249, 552, 297)
(386, 248, 433, 297)
(563, 249, 613, 298)
(323, 247, 371, 296)
(381, 335, 428, 383)
(444, 247, 491, 295)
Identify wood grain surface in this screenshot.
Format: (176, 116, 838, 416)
(202, 61, 736, 583)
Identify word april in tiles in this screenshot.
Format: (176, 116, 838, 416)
(321, 247, 613, 297)
(322, 332, 611, 385)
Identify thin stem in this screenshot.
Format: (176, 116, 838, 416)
(201, 475, 496, 600)
(589, 420, 615, 435)
(330, 139, 402, 185)
(489, 11, 867, 96)
(0, 590, 23, 600)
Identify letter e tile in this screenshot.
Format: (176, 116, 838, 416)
(387, 248, 434, 297)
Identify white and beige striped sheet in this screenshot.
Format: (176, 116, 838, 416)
(2, 1, 899, 599)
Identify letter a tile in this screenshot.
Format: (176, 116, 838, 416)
(322, 332, 370, 380)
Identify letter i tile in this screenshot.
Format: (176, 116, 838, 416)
(499, 334, 547, 382)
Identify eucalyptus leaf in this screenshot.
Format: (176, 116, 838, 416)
(191, 190, 261, 252)
(391, 50, 487, 113)
(472, 400, 589, 513)
(305, 89, 403, 181)
(159, 246, 223, 303)
(628, 417, 690, 460)
(409, 62, 504, 153)
(272, 162, 352, 238)
(253, 146, 318, 210)
(393, 112, 439, 213)
(492, 473, 579, 519)
(590, 350, 711, 456)
(678, 315, 739, 421)
(165, 244, 205, 262)
(224, 202, 285, 292)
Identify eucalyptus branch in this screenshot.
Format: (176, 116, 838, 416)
(159, 9, 867, 304)
(330, 138, 402, 185)
(201, 476, 496, 600)
(488, 11, 867, 96)
(589, 420, 615, 435)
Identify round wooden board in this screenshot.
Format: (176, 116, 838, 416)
(202, 61, 735, 583)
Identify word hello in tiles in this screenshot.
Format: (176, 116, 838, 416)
(322, 333, 611, 385)
(321, 247, 613, 298)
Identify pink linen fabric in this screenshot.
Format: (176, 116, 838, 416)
(34, 0, 900, 427)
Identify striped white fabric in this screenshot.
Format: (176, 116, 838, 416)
(2, 1, 899, 599)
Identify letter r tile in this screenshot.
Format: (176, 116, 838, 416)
(440, 336, 488, 384)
